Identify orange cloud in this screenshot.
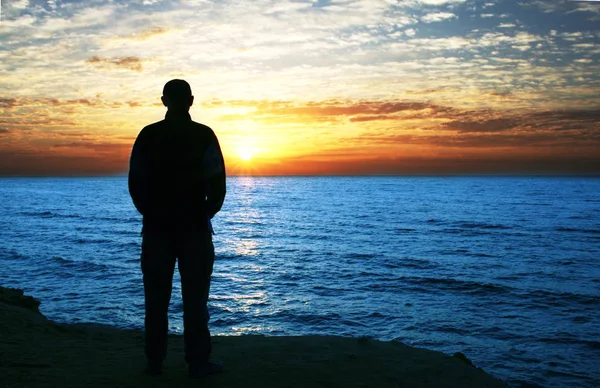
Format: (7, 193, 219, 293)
(0, 97, 598, 176)
(0, 96, 125, 109)
(86, 56, 144, 72)
(0, 144, 131, 176)
(128, 27, 168, 40)
(442, 118, 518, 133)
(228, 154, 600, 176)
(0, 117, 77, 127)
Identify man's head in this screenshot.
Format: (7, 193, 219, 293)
(161, 79, 194, 112)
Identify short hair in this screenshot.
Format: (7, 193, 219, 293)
(162, 79, 192, 101)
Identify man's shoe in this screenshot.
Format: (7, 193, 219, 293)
(145, 361, 163, 376)
(188, 360, 223, 378)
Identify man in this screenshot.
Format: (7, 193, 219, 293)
(128, 79, 226, 378)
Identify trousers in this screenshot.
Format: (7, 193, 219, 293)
(141, 229, 214, 364)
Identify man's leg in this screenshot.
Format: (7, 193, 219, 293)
(176, 231, 215, 366)
(141, 232, 177, 369)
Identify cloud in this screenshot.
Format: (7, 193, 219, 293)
(206, 99, 600, 132)
(264, 101, 439, 116)
(404, 28, 417, 37)
(437, 108, 600, 136)
(442, 118, 518, 132)
(0, 97, 121, 109)
(570, 3, 600, 16)
(117, 26, 169, 41)
(86, 56, 145, 72)
(522, 109, 600, 131)
(520, 0, 600, 15)
(263, 1, 314, 14)
(0, 117, 76, 127)
(415, 0, 466, 5)
(0, 145, 131, 176)
(52, 142, 132, 152)
(211, 99, 453, 123)
(1, 0, 596, 107)
(9, 0, 30, 9)
(256, 151, 600, 176)
(349, 115, 406, 122)
(0, 98, 19, 109)
(421, 12, 457, 23)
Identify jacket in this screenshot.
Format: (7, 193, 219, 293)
(128, 111, 226, 233)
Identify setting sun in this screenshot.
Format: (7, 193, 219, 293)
(237, 146, 255, 161)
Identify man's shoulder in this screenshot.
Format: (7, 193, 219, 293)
(137, 119, 217, 141)
(135, 120, 161, 137)
(141, 120, 166, 132)
(189, 121, 219, 142)
(190, 120, 214, 133)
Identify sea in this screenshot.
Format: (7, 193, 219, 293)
(0, 176, 598, 388)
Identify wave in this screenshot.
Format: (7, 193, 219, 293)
(394, 228, 416, 233)
(522, 289, 599, 308)
(18, 211, 81, 219)
(96, 217, 139, 223)
(390, 276, 600, 308)
(277, 273, 305, 282)
(555, 227, 600, 234)
(426, 219, 511, 233)
(266, 310, 343, 325)
(312, 285, 347, 296)
(0, 248, 29, 261)
(438, 249, 497, 259)
(383, 257, 437, 270)
(345, 253, 377, 259)
(466, 252, 496, 258)
(507, 202, 552, 207)
(455, 222, 509, 229)
(73, 238, 114, 245)
(51, 256, 110, 273)
(399, 276, 511, 296)
(17, 211, 139, 224)
(239, 233, 264, 239)
(539, 336, 600, 350)
(434, 228, 494, 236)
(107, 230, 140, 236)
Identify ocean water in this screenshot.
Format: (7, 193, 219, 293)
(0, 176, 599, 387)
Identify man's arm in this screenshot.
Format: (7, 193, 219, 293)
(128, 129, 149, 215)
(204, 131, 226, 219)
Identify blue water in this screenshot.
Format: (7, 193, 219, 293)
(0, 176, 599, 387)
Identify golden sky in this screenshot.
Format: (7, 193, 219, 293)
(1, 0, 599, 175)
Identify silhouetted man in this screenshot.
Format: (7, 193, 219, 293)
(128, 79, 226, 378)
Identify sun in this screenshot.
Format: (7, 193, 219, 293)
(237, 146, 254, 161)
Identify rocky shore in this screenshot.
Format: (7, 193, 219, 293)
(0, 286, 508, 387)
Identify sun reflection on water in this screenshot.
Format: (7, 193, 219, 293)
(230, 325, 273, 335)
(233, 238, 259, 256)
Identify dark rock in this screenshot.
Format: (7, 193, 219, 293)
(453, 352, 474, 366)
(358, 336, 370, 344)
(0, 287, 41, 312)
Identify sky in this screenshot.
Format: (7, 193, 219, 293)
(0, 0, 599, 176)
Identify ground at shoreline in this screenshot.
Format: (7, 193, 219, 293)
(0, 287, 508, 387)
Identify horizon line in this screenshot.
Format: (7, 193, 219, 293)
(1, 173, 599, 179)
